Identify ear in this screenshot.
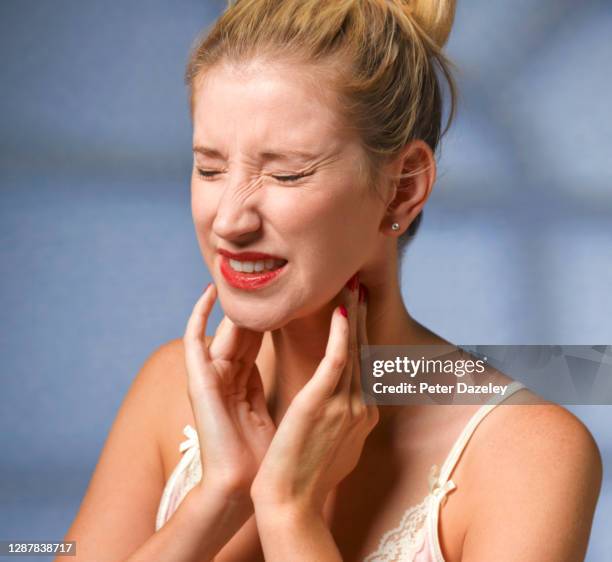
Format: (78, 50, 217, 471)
(380, 140, 436, 236)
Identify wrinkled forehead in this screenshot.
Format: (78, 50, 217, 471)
(191, 60, 353, 152)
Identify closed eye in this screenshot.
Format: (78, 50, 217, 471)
(273, 173, 310, 183)
(196, 169, 312, 183)
(196, 169, 221, 179)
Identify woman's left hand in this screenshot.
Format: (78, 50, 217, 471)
(250, 274, 379, 516)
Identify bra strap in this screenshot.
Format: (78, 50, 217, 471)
(179, 424, 199, 453)
(436, 381, 526, 486)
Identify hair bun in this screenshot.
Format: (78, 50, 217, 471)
(399, 0, 456, 48)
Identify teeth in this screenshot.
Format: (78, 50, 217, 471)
(228, 258, 285, 273)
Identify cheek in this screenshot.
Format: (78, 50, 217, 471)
(298, 194, 366, 266)
(324, 184, 374, 239)
(191, 183, 215, 229)
(190, 184, 217, 265)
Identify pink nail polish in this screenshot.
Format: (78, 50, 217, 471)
(339, 305, 348, 318)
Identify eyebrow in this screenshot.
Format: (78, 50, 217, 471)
(193, 145, 319, 162)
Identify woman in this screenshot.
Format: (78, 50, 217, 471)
(61, 1, 602, 560)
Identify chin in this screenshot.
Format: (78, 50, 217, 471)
(221, 299, 290, 333)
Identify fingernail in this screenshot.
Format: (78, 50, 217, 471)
(204, 282, 212, 293)
(339, 305, 348, 318)
(345, 273, 360, 292)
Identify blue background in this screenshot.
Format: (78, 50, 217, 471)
(1, 1, 611, 560)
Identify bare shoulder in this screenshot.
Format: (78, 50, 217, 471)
(145, 335, 212, 399)
(59, 337, 202, 561)
(143, 338, 186, 384)
(137, 338, 189, 416)
(150, 335, 213, 367)
(461, 394, 603, 561)
(469, 395, 603, 487)
(146, 337, 213, 479)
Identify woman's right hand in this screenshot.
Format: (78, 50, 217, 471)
(183, 283, 276, 502)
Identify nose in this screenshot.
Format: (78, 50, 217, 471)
(211, 178, 262, 242)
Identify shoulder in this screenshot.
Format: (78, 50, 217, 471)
(142, 338, 185, 376)
(60, 338, 201, 558)
(140, 335, 214, 414)
(461, 399, 603, 561)
(129, 339, 188, 435)
(140, 335, 213, 388)
(470, 399, 602, 487)
(132, 338, 186, 403)
(115, 339, 187, 420)
(138, 337, 213, 476)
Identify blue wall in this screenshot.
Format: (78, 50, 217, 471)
(1, 1, 611, 559)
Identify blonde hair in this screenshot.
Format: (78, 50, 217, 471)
(185, 0, 458, 251)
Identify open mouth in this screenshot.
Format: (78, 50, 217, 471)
(220, 255, 289, 290)
(227, 257, 288, 274)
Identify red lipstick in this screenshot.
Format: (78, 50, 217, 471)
(218, 251, 288, 291)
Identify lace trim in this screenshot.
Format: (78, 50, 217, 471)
(159, 426, 457, 562)
(363, 465, 456, 562)
(363, 497, 429, 561)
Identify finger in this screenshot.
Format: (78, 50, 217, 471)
(354, 285, 378, 424)
(338, 272, 360, 394)
(236, 330, 265, 388)
(300, 306, 349, 402)
(209, 315, 245, 360)
(241, 330, 265, 374)
(351, 283, 369, 400)
(209, 310, 264, 363)
(246, 363, 274, 425)
(183, 283, 217, 388)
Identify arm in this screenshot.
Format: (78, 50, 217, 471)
(461, 404, 603, 562)
(57, 340, 250, 562)
(123, 485, 250, 562)
(254, 503, 342, 562)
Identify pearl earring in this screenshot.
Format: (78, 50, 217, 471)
(391, 222, 400, 231)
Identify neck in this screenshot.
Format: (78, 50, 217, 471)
(258, 273, 448, 428)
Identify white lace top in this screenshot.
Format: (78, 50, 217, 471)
(156, 381, 526, 561)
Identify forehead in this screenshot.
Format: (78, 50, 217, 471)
(192, 61, 349, 150)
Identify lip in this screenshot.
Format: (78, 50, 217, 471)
(218, 249, 286, 261)
(219, 254, 288, 291)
